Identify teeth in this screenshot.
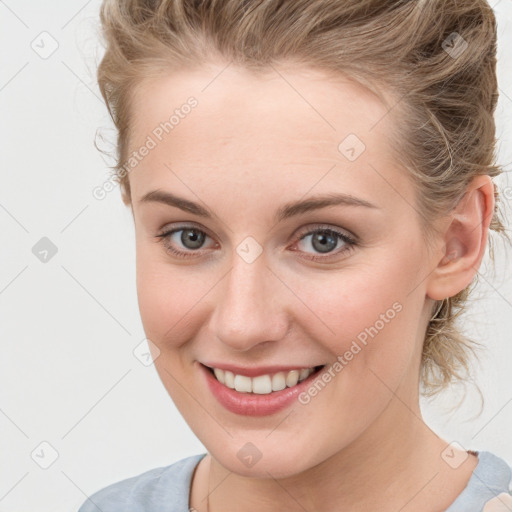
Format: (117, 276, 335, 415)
(299, 368, 310, 380)
(285, 370, 299, 387)
(234, 374, 252, 393)
(252, 375, 272, 394)
(271, 372, 286, 391)
(211, 367, 317, 394)
(224, 370, 235, 389)
(213, 368, 225, 384)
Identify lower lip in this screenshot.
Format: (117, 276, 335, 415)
(199, 363, 324, 416)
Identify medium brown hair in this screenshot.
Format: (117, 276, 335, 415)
(96, 0, 509, 400)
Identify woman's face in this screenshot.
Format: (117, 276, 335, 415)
(128, 62, 439, 477)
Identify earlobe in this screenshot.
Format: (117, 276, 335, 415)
(426, 175, 495, 301)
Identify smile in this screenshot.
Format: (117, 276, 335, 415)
(199, 362, 328, 416)
(207, 365, 324, 394)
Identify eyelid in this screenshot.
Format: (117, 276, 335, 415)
(288, 224, 357, 262)
(158, 221, 357, 243)
(155, 225, 217, 260)
(294, 223, 358, 245)
(155, 221, 358, 259)
(157, 221, 217, 242)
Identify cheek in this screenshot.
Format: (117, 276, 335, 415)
(290, 250, 425, 380)
(136, 228, 426, 364)
(135, 240, 200, 345)
(298, 262, 419, 333)
(136, 264, 206, 345)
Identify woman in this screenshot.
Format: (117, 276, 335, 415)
(80, 0, 511, 510)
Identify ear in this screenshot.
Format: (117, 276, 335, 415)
(426, 175, 495, 301)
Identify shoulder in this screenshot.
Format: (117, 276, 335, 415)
(78, 453, 207, 512)
(447, 450, 512, 512)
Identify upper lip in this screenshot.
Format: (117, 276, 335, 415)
(200, 362, 325, 378)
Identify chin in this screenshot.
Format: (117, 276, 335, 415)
(206, 436, 328, 480)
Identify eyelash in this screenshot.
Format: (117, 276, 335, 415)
(154, 224, 357, 262)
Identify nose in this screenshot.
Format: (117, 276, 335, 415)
(208, 250, 290, 352)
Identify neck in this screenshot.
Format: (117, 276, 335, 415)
(199, 390, 476, 512)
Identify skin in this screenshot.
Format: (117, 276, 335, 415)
(125, 61, 494, 511)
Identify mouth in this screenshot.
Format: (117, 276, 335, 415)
(201, 363, 326, 395)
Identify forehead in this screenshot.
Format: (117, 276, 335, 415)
(127, 62, 410, 211)
(129, 62, 394, 144)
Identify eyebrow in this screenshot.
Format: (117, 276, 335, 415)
(139, 189, 379, 222)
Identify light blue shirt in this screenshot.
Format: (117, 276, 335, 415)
(78, 450, 512, 511)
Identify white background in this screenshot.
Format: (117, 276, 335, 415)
(0, 1, 511, 511)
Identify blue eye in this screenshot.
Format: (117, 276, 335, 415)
(155, 224, 357, 261)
